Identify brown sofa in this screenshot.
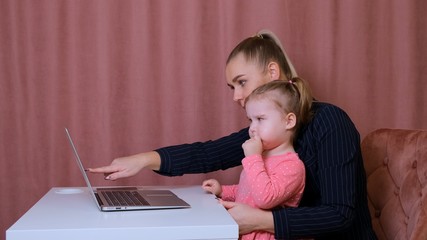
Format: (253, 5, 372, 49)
(361, 128, 427, 240)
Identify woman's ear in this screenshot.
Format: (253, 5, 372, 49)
(267, 62, 281, 80)
(285, 113, 297, 129)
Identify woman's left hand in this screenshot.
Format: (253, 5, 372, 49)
(219, 200, 274, 235)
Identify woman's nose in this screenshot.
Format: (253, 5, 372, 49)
(233, 91, 245, 107)
(233, 90, 242, 102)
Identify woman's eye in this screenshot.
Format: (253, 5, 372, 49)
(227, 84, 235, 90)
(238, 80, 246, 87)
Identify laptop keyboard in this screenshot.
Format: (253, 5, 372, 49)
(101, 191, 150, 206)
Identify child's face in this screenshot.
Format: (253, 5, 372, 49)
(225, 53, 271, 108)
(245, 98, 288, 151)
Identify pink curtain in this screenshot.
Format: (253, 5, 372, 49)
(1, 0, 426, 237)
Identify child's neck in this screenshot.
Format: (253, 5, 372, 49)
(262, 143, 295, 158)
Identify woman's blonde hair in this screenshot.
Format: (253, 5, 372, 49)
(226, 29, 298, 81)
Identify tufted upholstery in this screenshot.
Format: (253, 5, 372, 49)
(361, 129, 427, 240)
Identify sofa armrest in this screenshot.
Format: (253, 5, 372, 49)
(361, 128, 427, 240)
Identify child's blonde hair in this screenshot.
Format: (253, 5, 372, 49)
(245, 79, 313, 139)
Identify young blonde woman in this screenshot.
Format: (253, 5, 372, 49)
(90, 30, 377, 239)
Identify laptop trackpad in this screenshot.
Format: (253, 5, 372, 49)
(140, 190, 187, 206)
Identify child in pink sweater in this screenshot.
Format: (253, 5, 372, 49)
(203, 78, 313, 240)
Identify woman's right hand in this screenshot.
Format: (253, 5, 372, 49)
(87, 151, 161, 181)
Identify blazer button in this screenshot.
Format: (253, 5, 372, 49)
(394, 188, 399, 195)
(383, 157, 388, 165)
(375, 209, 381, 218)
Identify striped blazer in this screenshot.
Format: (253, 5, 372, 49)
(156, 101, 377, 239)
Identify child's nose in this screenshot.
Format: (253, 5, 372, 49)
(249, 126, 256, 136)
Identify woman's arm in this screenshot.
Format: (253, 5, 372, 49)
(89, 128, 249, 180)
(88, 151, 161, 180)
(156, 128, 249, 176)
(220, 200, 275, 235)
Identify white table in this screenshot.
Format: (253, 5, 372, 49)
(6, 186, 238, 240)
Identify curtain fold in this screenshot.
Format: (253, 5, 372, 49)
(1, 0, 426, 237)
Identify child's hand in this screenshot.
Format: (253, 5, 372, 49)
(242, 135, 263, 157)
(202, 179, 222, 197)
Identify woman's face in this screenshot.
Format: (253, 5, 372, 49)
(225, 53, 272, 108)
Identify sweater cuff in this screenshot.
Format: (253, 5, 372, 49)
(153, 148, 172, 176)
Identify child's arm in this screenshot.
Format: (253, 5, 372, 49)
(243, 154, 305, 209)
(220, 185, 238, 202)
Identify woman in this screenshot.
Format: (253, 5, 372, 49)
(89, 30, 377, 239)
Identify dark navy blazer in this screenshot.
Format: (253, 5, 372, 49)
(156, 101, 377, 239)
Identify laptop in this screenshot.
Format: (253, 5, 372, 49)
(65, 128, 190, 211)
